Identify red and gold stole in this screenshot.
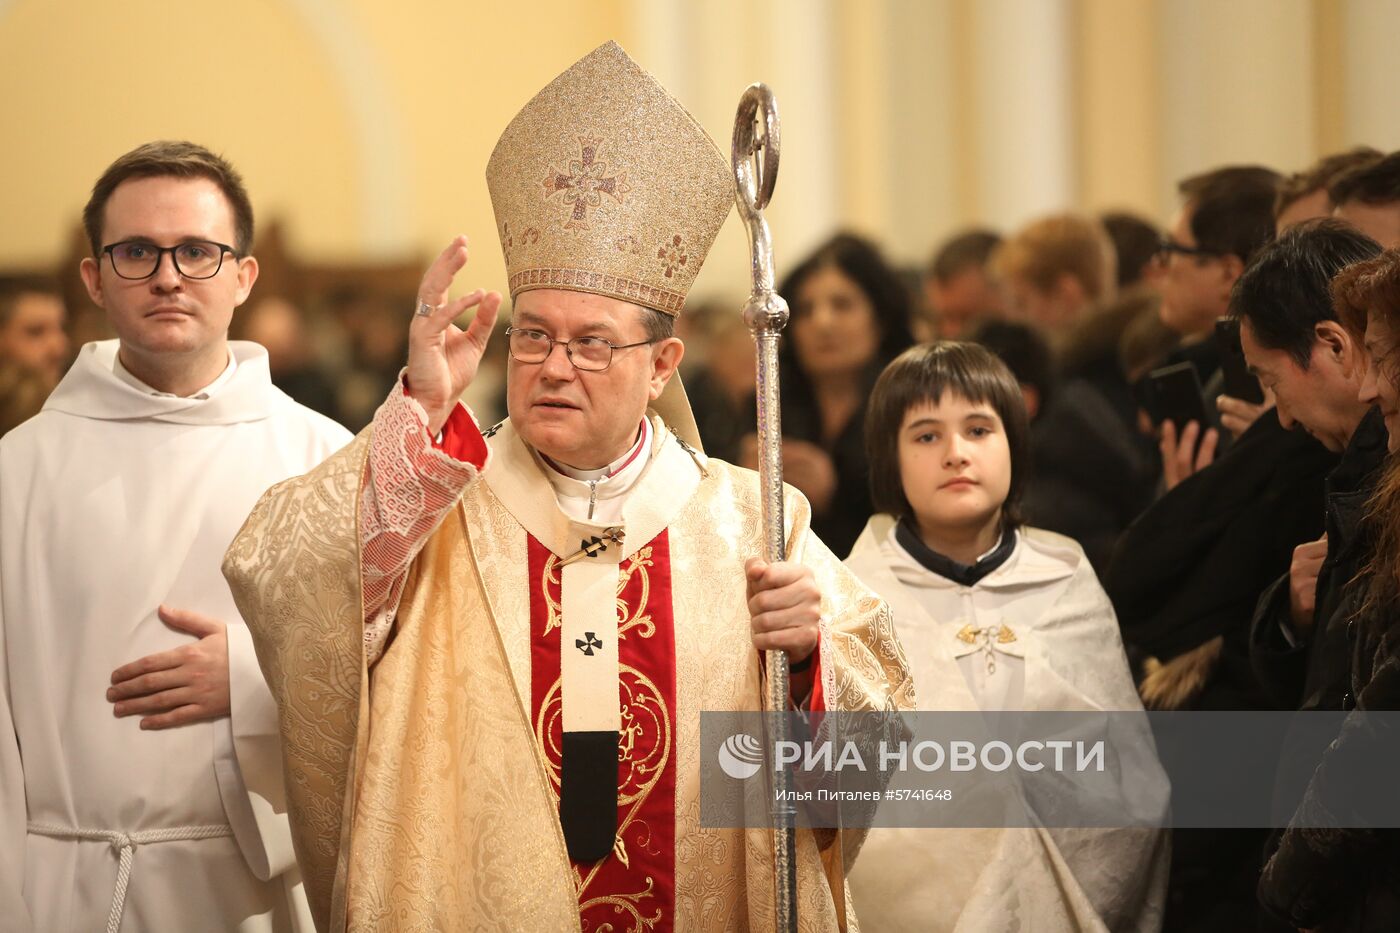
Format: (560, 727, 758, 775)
(529, 530, 678, 931)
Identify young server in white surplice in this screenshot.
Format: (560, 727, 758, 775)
(0, 340, 349, 932)
(842, 342, 1170, 933)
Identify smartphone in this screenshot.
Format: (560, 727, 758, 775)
(1140, 362, 1212, 431)
(1214, 318, 1266, 404)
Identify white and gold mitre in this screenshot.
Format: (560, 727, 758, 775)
(486, 40, 733, 317)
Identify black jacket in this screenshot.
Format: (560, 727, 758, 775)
(1107, 412, 1337, 932)
(1251, 406, 1389, 712)
(1259, 613, 1400, 931)
(1022, 379, 1158, 574)
(1248, 409, 1390, 930)
(1107, 409, 1338, 680)
(780, 388, 874, 560)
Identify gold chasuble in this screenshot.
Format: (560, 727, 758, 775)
(222, 40, 914, 933)
(224, 415, 913, 931)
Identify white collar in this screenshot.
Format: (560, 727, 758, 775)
(539, 420, 652, 523)
(112, 349, 237, 400)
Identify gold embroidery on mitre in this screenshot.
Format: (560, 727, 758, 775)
(657, 235, 688, 279)
(542, 135, 631, 231)
(504, 222, 540, 261)
(486, 41, 732, 316)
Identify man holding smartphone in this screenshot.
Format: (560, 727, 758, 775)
(1155, 165, 1282, 488)
(1105, 220, 1358, 933)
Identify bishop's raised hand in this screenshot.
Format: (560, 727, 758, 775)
(406, 235, 503, 435)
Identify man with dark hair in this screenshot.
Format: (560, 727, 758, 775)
(1108, 220, 1368, 932)
(1155, 165, 1283, 489)
(0, 284, 69, 391)
(0, 141, 349, 930)
(922, 227, 1004, 338)
(1257, 248, 1400, 931)
(1101, 211, 1164, 290)
(1275, 147, 1382, 232)
(1240, 219, 1385, 709)
(1235, 220, 1382, 451)
(0, 284, 69, 440)
(1331, 150, 1400, 248)
(80, 139, 256, 259)
(1237, 220, 1392, 930)
(1160, 165, 1282, 347)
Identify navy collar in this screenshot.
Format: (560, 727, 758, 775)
(894, 517, 1016, 586)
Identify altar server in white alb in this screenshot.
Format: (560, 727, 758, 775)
(0, 141, 350, 932)
(844, 342, 1170, 932)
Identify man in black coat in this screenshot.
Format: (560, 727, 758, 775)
(1246, 221, 1386, 715)
(1250, 406, 1386, 709)
(1254, 228, 1400, 932)
(1106, 220, 1383, 931)
(1233, 223, 1387, 933)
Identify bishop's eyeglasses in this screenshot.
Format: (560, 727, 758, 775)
(504, 326, 655, 372)
(101, 240, 239, 280)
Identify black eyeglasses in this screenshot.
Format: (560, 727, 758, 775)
(505, 326, 655, 372)
(1157, 236, 1222, 260)
(101, 240, 238, 280)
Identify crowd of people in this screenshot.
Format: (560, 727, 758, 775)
(696, 146, 1400, 931)
(4, 39, 1400, 932)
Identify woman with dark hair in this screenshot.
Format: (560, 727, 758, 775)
(844, 342, 1168, 931)
(742, 232, 914, 556)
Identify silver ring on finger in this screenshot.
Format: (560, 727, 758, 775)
(415, 300, 440, 318)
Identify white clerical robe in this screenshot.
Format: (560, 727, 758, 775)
(0, 340, 350, 932)
(844, 515, 1170, 933)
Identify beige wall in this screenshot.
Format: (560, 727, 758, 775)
(0, 0, 632, 294)
(0, 0, 1394, 308)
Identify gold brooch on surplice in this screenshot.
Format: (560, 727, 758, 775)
(955, 623, 1018, 675)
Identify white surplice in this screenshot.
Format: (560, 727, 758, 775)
(844, 515, 1170, 933)
(0, 340, 350, 933)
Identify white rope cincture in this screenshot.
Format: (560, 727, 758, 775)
(27, 821, 233, 933)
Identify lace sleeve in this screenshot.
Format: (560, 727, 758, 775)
(360, 381, 490, 663)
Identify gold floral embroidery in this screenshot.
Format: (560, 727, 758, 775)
(541, 553, 563, 636)
(533, 663, 671, 928)
(617, 547, 654, 640)
(581, 877, 662, 931)
(656, 235, 688, 279)
(534, 666, 670, 801)
(543, 549, 656, 640)
(504, 223, 540, 261)
(542, 136, 632, 230)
